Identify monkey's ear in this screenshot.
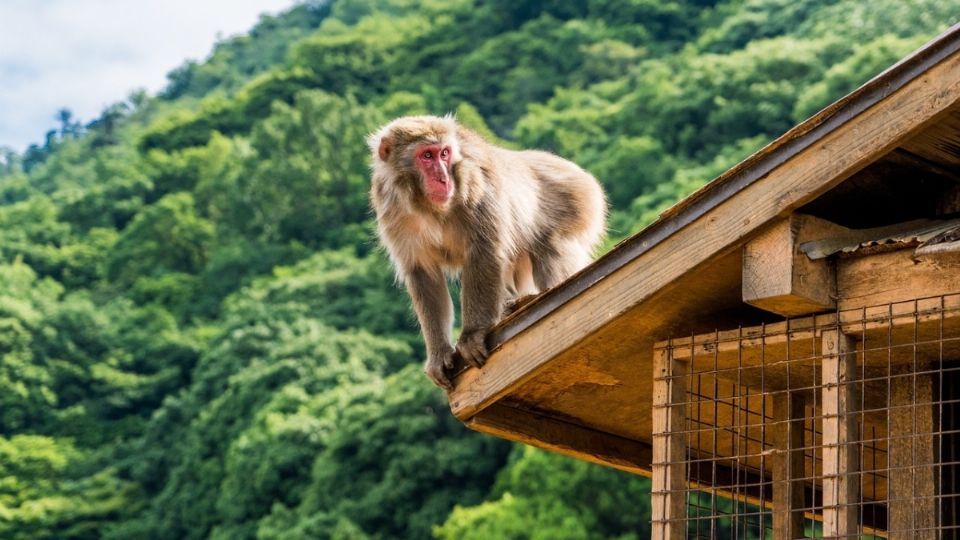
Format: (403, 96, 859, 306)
(378, 136, 392, 161)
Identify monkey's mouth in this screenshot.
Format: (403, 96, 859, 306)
(425, 177, 454, 204)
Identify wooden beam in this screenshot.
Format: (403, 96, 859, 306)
(652, 348, 687, 540)
(448, 43, 960, 421)
(465, 403, 653, 477)
(773, 392, 807, 539)
(743, 214, 845, 316)
(888, 372, 938, 539)
(838, 245, 960, 312)
(821, 330, 860, 539)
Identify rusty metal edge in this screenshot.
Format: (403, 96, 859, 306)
(488, 22, 960, 349)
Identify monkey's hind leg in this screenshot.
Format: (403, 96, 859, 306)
(531, 239, 591, 291)
(503, 251, 538, 316)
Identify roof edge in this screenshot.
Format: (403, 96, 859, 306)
(488, 22, 960, 349)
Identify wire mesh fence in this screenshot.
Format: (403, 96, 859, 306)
(652, 293, 960, 539)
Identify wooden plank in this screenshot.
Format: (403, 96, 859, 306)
(773, 392, 807, 539)
(465, 403, 653, 477)
(888, 372, 938, 539)
(821, 330, 860, 539)
(449, 46, 960, 421)
(652, 348, 687, 540)
(743, 214, 845, 316)
(838, 246, 960, 312)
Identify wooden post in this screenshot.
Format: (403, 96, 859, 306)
(822, 330, 859, 539)
(652, 347, 687, 540)
(888, 372, 937, 539)
(773, 391, 806, 539)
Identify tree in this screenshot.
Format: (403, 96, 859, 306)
(108, 311, 416, 539)
(232, 91, 382, 249)
(0, 435, 139, 540)
(258, 366, 511, 540)
(436, 446, 652, 540)
(56, 109, 83, 139)
(106, 192, 214, 287)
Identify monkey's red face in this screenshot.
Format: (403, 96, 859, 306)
(415, 144, 454, 205)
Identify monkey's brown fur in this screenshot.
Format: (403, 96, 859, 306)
(368, 115, 606, 389)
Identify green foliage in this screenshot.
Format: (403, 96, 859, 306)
(258, 366, 510, 540)
(792, 34, 928, 120)
(695, 0, 826, 53)
(160, 3, 332, 100)
(230, 91, 382, 248)
(0, 435, 139, 540)
(142, 69, 321, 153)
(0, 0, 956, 538)
(586, 136, 676, 209)
(231, 249, 418, 341)
(106, 192, 214, 287)
(0, 262, 63, 433)
(107, 282, 438, 539)
(614, 36, 837, 160)
(436, 446, 651, 540)
(447, 16, 614, 132)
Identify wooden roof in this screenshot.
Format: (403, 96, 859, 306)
(447, 22, 960, 475)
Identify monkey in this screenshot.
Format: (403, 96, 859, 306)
(368, 115, 606, 390)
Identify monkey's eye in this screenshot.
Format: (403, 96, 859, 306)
(422, 150, 433, 159)
(440, 148, 450, 159)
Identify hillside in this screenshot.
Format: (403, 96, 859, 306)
(0, 1, 957, 538)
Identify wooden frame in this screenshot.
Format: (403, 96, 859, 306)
(648, 294, 959, 538)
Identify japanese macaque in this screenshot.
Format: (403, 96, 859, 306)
(368, 115, 606, 390)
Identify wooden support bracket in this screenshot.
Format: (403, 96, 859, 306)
(743, 213, 847, 317)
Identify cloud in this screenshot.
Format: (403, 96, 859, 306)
(0, 0, 297, 151)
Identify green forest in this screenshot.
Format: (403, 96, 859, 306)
(0, 0, 956, 538)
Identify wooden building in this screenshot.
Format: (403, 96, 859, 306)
(448, 23, 960, 539)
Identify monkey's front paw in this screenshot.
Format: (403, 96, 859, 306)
(456, 329, 489, 369)
(424, 351, 454, 391)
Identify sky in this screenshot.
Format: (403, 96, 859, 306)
(0, 0, 298, 152)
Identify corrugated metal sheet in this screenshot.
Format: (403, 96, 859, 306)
(801, 218, 960, 260)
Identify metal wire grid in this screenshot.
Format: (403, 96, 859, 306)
(652, 293, 960, 539)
